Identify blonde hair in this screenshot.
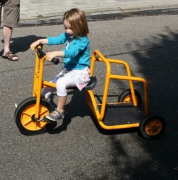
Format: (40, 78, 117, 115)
(63, 8, 89, 37)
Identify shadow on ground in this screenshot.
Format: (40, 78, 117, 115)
(54, 28, 178, 179)
(0, 35, 45, 55)
(104, 28, 178, 179)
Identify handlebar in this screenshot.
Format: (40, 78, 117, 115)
(51, 57, 59, 65)
(36, 45, 59, 65)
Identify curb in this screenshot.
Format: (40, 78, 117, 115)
(18, 7, 178, 27)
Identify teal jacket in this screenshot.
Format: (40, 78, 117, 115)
(47, 33, 90, 70)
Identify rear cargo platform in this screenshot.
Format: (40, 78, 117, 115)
(100, 103, 145, 126)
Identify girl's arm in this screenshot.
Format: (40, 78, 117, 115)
(46, 51, 65, 62)
(30, 38, 48, 50)
(30, 38, 65, 62)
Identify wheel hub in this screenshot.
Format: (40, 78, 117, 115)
(145, 119, 162, 136)
(31, 114, 40, 122)
(152, 126, 157, 131)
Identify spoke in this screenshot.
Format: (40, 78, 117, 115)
(21, 112, 33, 126)
(20, 104, 48, 131)
(40, 109, 49, 117)
(22, 112, 32, 118)
(155, 120, 162, 126)
(23, 118, 33, 127)
(146, 128, 153, 135)
(36, 121, 46, 128)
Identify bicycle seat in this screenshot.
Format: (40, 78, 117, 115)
(84, 76, 97, 90)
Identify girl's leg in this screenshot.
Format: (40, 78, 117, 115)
(45, 74, 76, 121)
(41, 74, 61, 99)
(57, 96, 67, 113)
(56, 74, 76, 112)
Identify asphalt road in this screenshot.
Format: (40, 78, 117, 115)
(0, 12, 178, 180)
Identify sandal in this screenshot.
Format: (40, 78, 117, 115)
(2, 51, 18, 61)
(45, 108, 64, 121)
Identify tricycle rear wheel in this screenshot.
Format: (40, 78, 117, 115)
(118, 89, 142, 106)
(139, 113, 166, 140)
(14, 97, 53, 135)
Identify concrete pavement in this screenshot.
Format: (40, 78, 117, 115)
(20, 0, 178, 25)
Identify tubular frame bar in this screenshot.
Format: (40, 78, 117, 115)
(87, 50, 148, 123)
(32, 52, 46, 119)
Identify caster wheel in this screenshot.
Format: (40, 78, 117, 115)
(14, 97, 53, 135)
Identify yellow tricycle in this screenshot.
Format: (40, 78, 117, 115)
(14, 45, 166, 139)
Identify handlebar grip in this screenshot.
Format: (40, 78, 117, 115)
(37, 48, 45, 58)
(51, 58, 59, 65)
(36, 44, 43, 49)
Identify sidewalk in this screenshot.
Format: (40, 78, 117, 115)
(20, 0, 178, 25)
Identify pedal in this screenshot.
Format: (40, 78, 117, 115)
(42, 116, 53, 124)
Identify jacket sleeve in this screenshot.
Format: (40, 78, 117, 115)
(47, 33, 68, 45)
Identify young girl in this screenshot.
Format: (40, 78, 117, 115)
(30, 8, 90, 121)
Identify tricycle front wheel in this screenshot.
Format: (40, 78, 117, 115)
(14, 97, 53, 135)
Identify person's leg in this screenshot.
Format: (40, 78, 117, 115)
(2, 0, 20, 60)
(2, 28, 18, 60)
(0, 1, 2, 26)
(3, 26, 16, 56)
(0, 2, 10, 56)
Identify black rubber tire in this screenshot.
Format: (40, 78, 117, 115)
(14, 97, 53, 135)
(118, 89, 142, 107)
(14, 97, 35, 120)
(139, 113, 166, 140)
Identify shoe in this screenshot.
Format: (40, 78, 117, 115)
(45, 108, 64, 121)
(2, 51, 18, 61)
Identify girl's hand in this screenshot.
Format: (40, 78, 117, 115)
(46, 52, 57, 62)
(30, 39, 48, 50)
(30, 41, 40, 50)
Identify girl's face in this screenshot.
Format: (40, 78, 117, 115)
(64, 19, 74, 40)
